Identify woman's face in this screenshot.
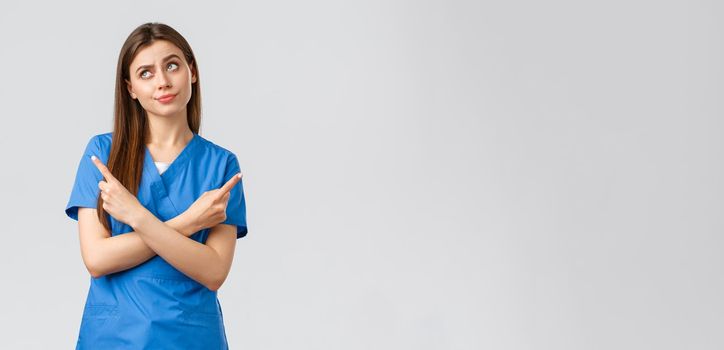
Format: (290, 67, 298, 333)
(125, 40, 196, 118)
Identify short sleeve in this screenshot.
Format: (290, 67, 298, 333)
(221, 154, 248, 239)
(65, 136, 104, 221)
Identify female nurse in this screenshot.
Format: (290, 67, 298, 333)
(64, 22, 248, 349)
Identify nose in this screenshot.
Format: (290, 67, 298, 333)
(157, 71, 171, 88)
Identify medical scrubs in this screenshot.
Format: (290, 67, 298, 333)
(65, 132, 248, 349)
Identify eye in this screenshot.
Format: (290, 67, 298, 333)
(139, 62, 180, 79)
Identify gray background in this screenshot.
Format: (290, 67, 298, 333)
(1, 0, 722, 349)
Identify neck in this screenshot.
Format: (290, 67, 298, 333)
(145, 108, 193, 146)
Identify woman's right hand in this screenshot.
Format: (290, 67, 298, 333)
(185, 173, 242, 233)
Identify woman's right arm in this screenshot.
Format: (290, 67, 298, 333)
(77, 207, 199, 278)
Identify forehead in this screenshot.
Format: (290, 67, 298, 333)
(130, 40, 184, 68)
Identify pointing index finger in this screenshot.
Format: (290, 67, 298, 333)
(90, 155, 116, 182)
(218, 173, 242, 195)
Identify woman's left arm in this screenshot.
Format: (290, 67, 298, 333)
(132, 209, 237, 291)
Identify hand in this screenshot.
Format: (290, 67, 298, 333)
(91, 155, 146, 227)
(185, 173, 242, 232)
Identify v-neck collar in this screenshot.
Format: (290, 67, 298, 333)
(143, 133, 200, 182)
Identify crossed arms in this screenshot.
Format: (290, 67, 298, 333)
(77, 207, 235, 291)
(77, 155, 243, 291)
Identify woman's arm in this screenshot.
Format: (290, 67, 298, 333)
(86, 156, 240, 290)
(130, 207, 237, 291)
(77, 207, 199, 278)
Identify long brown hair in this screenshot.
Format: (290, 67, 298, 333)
(97, 22, 202, 231)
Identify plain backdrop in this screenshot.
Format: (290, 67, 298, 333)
(0, 0, 722, 349)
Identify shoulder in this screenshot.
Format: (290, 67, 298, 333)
(195, 134, 240, 162)
(194, 134, 244, 175)
(95, 132, 113, 152)
(95, 132, 113, 145)
(81, 132, 113, 157)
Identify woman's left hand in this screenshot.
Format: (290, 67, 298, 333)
(91, 155, 147, 227)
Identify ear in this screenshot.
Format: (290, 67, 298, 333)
(189, 62, 197, 84)
(124, 79, 137, 99)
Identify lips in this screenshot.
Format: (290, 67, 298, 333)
(157, 94, 176, 103)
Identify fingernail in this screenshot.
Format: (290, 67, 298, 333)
(91, 155, 97, 161)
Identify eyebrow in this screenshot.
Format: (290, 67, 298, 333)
(135, 54, 182, 74)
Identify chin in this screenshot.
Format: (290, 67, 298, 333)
(149, 107, 183, 118)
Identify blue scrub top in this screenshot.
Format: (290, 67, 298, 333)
(65, 132, 248, 349)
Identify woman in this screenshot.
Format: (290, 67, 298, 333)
(64, 22, 248, 349)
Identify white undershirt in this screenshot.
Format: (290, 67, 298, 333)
(154, 161, 171, 175)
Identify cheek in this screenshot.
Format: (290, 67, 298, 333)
(175, 72, 192, 87)
(134, 88, 156, 109)
(137, 86, 157, 101)
(130, 80, 148, 94)
(175, 74, 193, 97)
